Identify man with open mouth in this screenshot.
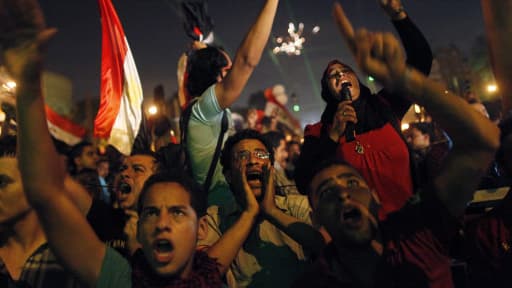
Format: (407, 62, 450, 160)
(292, 2, 500, 287)
(197, 129, 313, 287)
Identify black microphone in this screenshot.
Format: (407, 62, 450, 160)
(341, 82, 355, 142)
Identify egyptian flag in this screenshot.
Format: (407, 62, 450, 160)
(45, 105, 86, 146)
(94, 0, 143, 155)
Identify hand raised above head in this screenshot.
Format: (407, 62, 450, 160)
(379, 0, 406, 20)
(332, 2, 407, 92)
(0, 0, 56, 82)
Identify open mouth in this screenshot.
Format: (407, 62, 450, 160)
(246, 171, 263, 182)
(118, 182, 131, 194)
(154, 239, 174, 253)
(152, 239, 175, 263)
(341, 206, 363, 226)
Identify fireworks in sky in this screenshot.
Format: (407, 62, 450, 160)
(273, 22, 319, 56)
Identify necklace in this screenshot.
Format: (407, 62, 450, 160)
(355, 140, 364, 154)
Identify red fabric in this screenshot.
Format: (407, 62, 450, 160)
(264, 87, 301, 131)
(305, 122, 413, 219)
(132, 249, 223, 288)
(463, 190, 512, 288)
(45, 105, 86, 138)
(94, 0, 128, 139)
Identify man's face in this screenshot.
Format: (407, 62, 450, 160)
(274, 139, 288, 169)
(405, 128, 430, 151)
(116, 155, 157, 210)
(75, 145, 99, 171)
(288, 143, 300, 162)
(0, 157, 30, 226)
(327, 63, 361, 101)
(310, 164, 377, 246)
(227, 139, 271, 200)
(137, 182, 206, 278)
(97, 161, 109, 178)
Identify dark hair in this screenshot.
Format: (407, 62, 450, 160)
(69, 141, 93, 160)
(300, 158, 355, 198)
(186, 46, 229, 97)
(262, 131, 286, 151)
(74, 168, 101, 199)
(0, 135, 17, 157)
(130, 150, 161, 172)
(138, 170, 207, 217)
(220, 129, 274, 173)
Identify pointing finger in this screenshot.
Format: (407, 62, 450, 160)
(333, 2, 356, 54)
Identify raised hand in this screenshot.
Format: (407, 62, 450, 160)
(333, 2, 407, 93)
(379, 0, 406, 20)
(0, 0, 56, 82)
(261, 162, 277, 215)
(123, 210, 141, 255)
(233, 159, 260, 216)
(330, 100, 358, 142)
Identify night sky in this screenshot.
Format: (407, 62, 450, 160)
(38, 0, 485, 126)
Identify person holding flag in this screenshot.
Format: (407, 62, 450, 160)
(182, 0, 280, 208)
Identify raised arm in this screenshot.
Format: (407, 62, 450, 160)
(261, 165, 325, 255)
(214, 0, 279, 109)
(205, 159, 259, 274)
(333, 2, 500, 216)
(1, 0, 106, 286)
(378, 0, 433, 119)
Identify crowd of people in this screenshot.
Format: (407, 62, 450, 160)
(1, 0, 511, 287)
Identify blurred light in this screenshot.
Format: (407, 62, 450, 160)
(293, 104, 300, 112)
(413, 104, 421, 114)
(487, 84, 498, 93)
(368, 76, 374, 82)
(0, 110, 5, 122)
(148, 105, 158, 115)
(285, 135, 292, 142)
(401, 123, 410, 131)
(5, 81, 16, 89)
(273, 21, 317, 56)
(444, 90, 449, 94)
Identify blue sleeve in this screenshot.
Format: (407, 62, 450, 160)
(191, 84, 223, 123)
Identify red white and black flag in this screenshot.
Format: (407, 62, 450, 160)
(94, 0, 143, 155)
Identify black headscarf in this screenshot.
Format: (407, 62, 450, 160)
(319, 60, 395, 137)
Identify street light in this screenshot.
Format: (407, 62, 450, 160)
(487, 84, 498, 93)
(148, 105, 158, 116)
